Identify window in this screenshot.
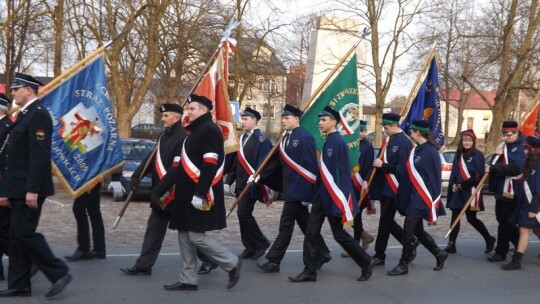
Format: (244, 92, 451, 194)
(263, 105, 275, 118)
(467, 117, 474, 129)
(259, 79, 277, 93)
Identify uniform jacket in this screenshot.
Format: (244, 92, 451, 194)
(157, 113, 226, 232)
(354, 138, 374, 207)
(0, 100, 54, 198)
(318, 131, 358, 218)
(488, 135, 525, 201)
(225, 128, 273, 202)
(370, 131, 412, 200)
(260, 126, 318, 203)
(0, 115, 12, 148)
(133, 120, 186, 211)
(447, 148, 485, 210)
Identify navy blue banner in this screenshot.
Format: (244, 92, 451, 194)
(41, 56, 124, 197)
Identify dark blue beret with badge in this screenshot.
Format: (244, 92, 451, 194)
(159, 103, 183, 114)
(10, 72, 43, 90)
(241, 106, 261, 121)
(188, 94, 213, 110)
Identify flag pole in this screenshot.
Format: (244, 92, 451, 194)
(226, 27, 371, 218)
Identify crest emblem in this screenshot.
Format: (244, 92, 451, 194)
(467, 157, 472, 162)
(512, 147, 517, 152)
(292, 140, 299, 147)
(327, 149, 333, 157)
(414, 155, 421, 163)
(392, 146, 398, 153)
(338, 103, 361, 136)
(259, 136, 265, 142)
(59, 102, 104, 154)
(36, 129, 46, 140)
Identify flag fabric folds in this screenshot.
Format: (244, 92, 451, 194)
(40, 55, 124, 197)
(192, 39, 239, 154)
(519, 102, 539, 136)
(400, 56, 444, 146)
(300, 54, 361, 173)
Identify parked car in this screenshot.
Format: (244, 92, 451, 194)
(483, 153, 496, 194)
(103, 138, 156, 201)
(131, 123, 164, 141)
(440, 150, 455, 196)
(366, 131, 386, 143)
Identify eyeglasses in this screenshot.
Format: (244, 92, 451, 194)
(501, 131, 516, 137)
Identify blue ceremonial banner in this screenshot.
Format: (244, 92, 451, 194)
(41, 55, 124, 197)
(400, 56, 444, 146)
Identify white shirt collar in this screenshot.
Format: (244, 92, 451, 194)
(19, 97, 39, 112)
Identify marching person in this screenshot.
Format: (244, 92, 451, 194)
(288, 106, 374, 283)
(369, 112, 412, 266)
(120, 103, 187, 275)
(256, 104, 330, 273)
(0, 93, 13, 281)
(487, 120, 525, 262)
(501, 136, 540, 270)
(156, 94, 241, 291)
(224, 107, 272, 260)
(0, 73, 72, 298)
(387, 119, 447, 276)
(445, 129, 495, 254)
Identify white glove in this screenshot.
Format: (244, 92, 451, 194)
(191, 196, 204, 210)
(301, 201, 311, 207)
(108, 181, 125, 199)
(247, 175, 261, 184)
(224, 184, 230, 194)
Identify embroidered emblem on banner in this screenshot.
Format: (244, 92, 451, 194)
(58, 102, 104, 154)
(338, 103, 360, 136)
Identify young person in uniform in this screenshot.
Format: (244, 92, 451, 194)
(0, 93, 13, 281)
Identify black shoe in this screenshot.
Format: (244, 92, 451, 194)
(238, 249, 254, 259)
(485, 236, 496, 254)
(0, 288, 31, 297)
(251, 243, 270, 260)
(357, 259, 375, 281)
(45, 273, 72, 298)
(434, 251, 448, 271)
(288, 271, 317, 282)
(0, 266, 4, 281)
(487, 254, 506, 262)
(64, 250, 92, 262)
(372, 256, 385, 266)
(409, 240, 419, 263)
(227, 260, 242, 289)
(387, 263, 408, 276)
(444, 241, 456, 254)
(316, 254, 332, 270)
(163, 282, 198, 291)
(257, 261, 280, 273)
(197, 261, 218, 274)
(90, 250, 106, 259)
(120, 266, 152, 275)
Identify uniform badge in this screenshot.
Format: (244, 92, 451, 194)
(259, 136, 265, 142)
(414, 155, 421, 163)
(327, 149, 333, 157)
(36, 129, 46, 140)
(467, 157, 472, 162)
(512, 147, 517, 152)
(292, 140, 299, 147)
(392, 146, 398, 153)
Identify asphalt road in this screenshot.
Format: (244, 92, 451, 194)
(1, 189, 539, 303)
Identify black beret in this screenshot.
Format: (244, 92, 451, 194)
(318, 106, 341, 124)
(410, 119, 431, 132)
(241, 106, 261, 120)
(10, 72, 43, 90)
(281, 104, 303, 118)
(0, 93, 10, 107)
(381, 113, 401, 125)
(460, 129, 476, 140)
(188, 94, 213, 110)
(159, 103, 183, 115)
(502, 120, 518, 131)
(525, 136, 540, 150)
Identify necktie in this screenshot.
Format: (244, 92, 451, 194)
(282, 131, 290, 147)
(242, 132, 251, 146)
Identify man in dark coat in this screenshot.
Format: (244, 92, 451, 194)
(225, 107, 272, 259)
(120, 103, 187, 275)
(156, 94, 241, 291)
(0, 73, 71, 298)
(0, 93, 13, 281)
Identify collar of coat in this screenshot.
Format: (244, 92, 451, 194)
(164, 120, 184, 134)
(186, 112, 213, 132)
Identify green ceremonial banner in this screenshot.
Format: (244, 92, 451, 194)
(301, 54, 360, 173)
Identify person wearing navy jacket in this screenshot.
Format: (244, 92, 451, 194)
(387, 119, 447, 276)
(502, 136, 540, 270)
(445, 129, 495, 254)
(0, 93, 13, 281)
(0, 73, 72, 298)
(289, 106, 374, 282)
(487, 120, 525, 262)
(370, 112, 412, 266)
(257, 104, 330, 273)
(225, 107, 272, 260)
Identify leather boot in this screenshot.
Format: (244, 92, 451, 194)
(434, 251, 448, 271)
(444, 241, 456, 254)
(501, 252, 522, 270)
(387, 261, 408, 276)
(485, 236, 496, 254)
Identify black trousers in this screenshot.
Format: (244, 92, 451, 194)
(494, 198, 519, 256)
(8, 197, 68, 290)
(265, 202, 312, 264)
(448, 209, 491, 243)
(400, 217, 440, 263)
(0, 206, 9, 277)
(237, 195, 269, 252)
(352, 211, 364, 240)
(374, 196, 405, 260)
(134, 208, 170, 269)
(72, 185, 105, 253)
(304, 199, 370, 273)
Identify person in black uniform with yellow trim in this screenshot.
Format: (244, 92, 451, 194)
(0, 93, 13, 281)
(0, 73, 72, 298)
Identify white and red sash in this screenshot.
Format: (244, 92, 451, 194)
(382, 138, 399, 194)
(238, 133, 272, 203)
(320, 156, 354, 225)
(502, 144, 520, 199)
(352, 172, 375, 212)
(406, 150, 442, 223)
(339, 112, 353, 135)
(180, 139, 224, 211)
(524, 181, 532, 204)
(458, 154, 481, 210)
(278, 131, 316, 184)
(155, 141, 175, 209)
